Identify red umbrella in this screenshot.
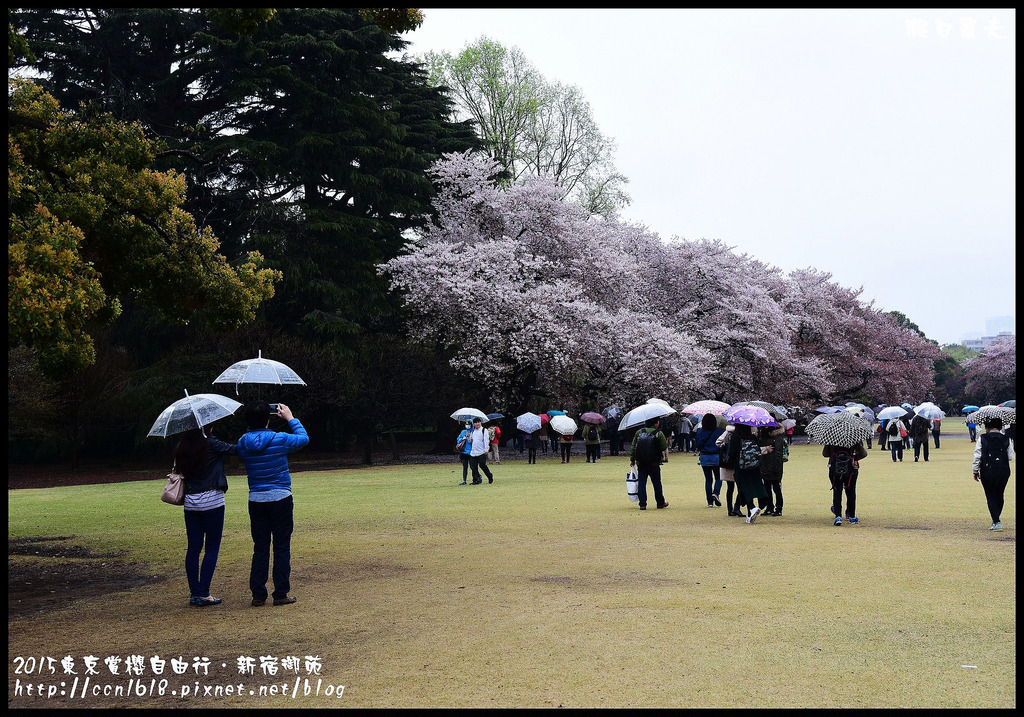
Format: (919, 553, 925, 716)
(581, 411, 606, 425)
(539, 413, 550, 425)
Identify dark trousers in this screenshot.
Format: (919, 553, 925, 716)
(701, 465, 722, 503)
(764, 479, 783, 513)
(890, 442, 903, 462)
(459, 453, 470, 481)
(248, 496, 294, 601)
(879, 433, 888, 450)
(932, 431, 940, 448)
(469, 453, 493, 482)
(913, 438, 929, 461)
(980, 473, 1010, 523)
(560, 443, 572, 462)
(609, 433, 620, 455)
(636, 463, 665, 508)
(832, 472, 858, 518)
(527, 446, 537, 463)
(184, 506, 224, 598)
(585, 444, 598, 461)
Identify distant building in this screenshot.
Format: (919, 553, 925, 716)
(964, 330, 1014, 353)
(985, 316, 1015, 336)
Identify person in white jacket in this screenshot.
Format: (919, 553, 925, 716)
(972, 417, 1014, 531)
(468, 417, 495, 485)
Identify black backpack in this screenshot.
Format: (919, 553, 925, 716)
(634, 430, 662, 464)
(829, 446, 856, 485)
(887, 420, 900, 436)
(980, 432, 1011, 479)
(738, 439, 761, 470)
(587, 425, 598, 441)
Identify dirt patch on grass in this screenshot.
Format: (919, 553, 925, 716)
(8, 536, 167, 619)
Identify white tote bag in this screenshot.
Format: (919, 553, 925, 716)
(626, 465, 639, 502)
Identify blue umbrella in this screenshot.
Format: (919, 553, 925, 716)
(486, 412, 504, 421)
(516, 412, 542, 433)
(546, 410, 566, 417)
(999, 400, 1015, 408)
(961, 405, 980, 414)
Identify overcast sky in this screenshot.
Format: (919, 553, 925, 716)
(402, 8, 1015, 346)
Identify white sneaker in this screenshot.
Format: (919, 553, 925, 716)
(747, 507, 761, 524)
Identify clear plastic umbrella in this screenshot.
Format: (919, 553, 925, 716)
(451, 407, 488, 423)
(213, 350, 306, 394)
(619, 402, 678, 431)
(877, 406, 908, 420)
(148, 391, 243, 438)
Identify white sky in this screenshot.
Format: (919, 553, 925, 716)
(403, 8, 1015, 346)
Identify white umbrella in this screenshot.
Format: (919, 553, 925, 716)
(451, 407, 488, 423)
(619, 402, 678, 431)
(549, 414, 578, 435)
(213, 350, 306, 394)
(912, 403, 945, 420)
(877, 406, 908, 420)
(516, 412, 542, 433)
(148, 391, 243, 438)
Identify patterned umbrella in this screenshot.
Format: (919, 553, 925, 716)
(580, 411, 606, 425)
(805, 410, 873, 448)
(681, 399, 731, 416)
(549, 414, 578, 435)
(516, 412, 542, 433)
(734, 400, 787, 421)
(723, 405, 779, 428)
(965, 405, 1015, 426)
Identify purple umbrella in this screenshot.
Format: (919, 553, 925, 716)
(723, 405, 779, 428)
(581, 411, 606, 425)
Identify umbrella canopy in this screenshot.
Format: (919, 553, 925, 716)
(877, 406, 908, 420)
(681, 399, 730, 416)
(451, 407, 488, 423)
(647, 398, 673, 408)
(844, 404, 876, 423)
(900, 403, 914, 411)
(602, 405, 623, 420)
(549, 414, 578, 435)
(912, 404, 945, 420)
(999, 400, 1016, 408)
(539, 413, 550, 425)
(516, 412, 542, 434)
(486, 412, 504, 422)
(619, 402, 678, 431)
(965, 405, 1016, 426)
(580, 411, 606, 425)
(815, 405, 843, 414)
(734, 400, 787, 421)
(148, 391, 243, 438)
(546, 410, 567, 417)
(961, 405, 980, 414)
(805, 410, 873, 449)
(780, 418, 797, 430)
(723, 405, 779, 428)
(212, 350, 306, 393)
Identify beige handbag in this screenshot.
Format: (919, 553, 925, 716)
(161, 468, 185, 505)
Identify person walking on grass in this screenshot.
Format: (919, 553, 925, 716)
(559, 429, 574, 463)
(931, 419, 941, 449)
(824, 441, 868, 526)
(526, 431, 539, 464)
(488, 422, 501, 464)
(972, 417, 1013, 532)
(910, 414, 931, 462)
(456, 421, 473, 484)
(175, 427, 237, 607)
(716, 425, 744, 517)
(693, 413, 724, 508)
(467, 417, 494, 484)
(758, 425, 787, 516)
(630, 417, 669, 511)
(583, 421, 601, 463)
(728, 424, 768, 524)
(238, 401, 308, 607)
(886, 417, 908, 462)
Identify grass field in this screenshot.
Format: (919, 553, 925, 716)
(7, 421, 1015, 708)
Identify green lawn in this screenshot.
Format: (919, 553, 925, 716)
(7, 422, 1014, 708)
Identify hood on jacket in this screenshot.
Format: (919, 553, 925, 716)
(239, 429, 274, 454)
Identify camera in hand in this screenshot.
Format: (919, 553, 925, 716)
(269, 403, 280, 411)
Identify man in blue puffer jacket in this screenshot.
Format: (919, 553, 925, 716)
(238, 401, 309, 607)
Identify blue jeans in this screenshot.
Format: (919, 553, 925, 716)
(249, 496, 294, 601)
(184, 506, 224, 598)
(890, 442, 903, 462)
(701, 465, 722, 503)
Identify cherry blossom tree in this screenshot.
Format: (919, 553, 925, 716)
(962, 336, 1016, 405)
(381, 152, 943, 413)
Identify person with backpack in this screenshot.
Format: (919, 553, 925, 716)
(467, 417, 495, 484)
(693, 413, 724, 508)
(716, 425, 744, 517)
(823, 441, 868, 525)
(758, 425, 787, 516)
(910, 414, 930, 462)
(972, 417, 1014, 531)
(727, 424, 768, 523)
(886, 417, 908, 462)
(583, 421, 602, 463)
(630, 417, 669, 510)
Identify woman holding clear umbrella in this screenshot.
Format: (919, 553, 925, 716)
(174, 427, 238, 607)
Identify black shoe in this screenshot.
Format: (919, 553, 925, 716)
(712, 493, 722, 507)
(488, 477, 493, 484)
(251, 598, 266, 607)
(273, 596, 297, 606)
(471, 480, 482, 484)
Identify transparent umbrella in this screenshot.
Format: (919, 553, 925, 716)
(619, 402, 678, 431)
(148, 391, 243, 438)
(213, 350, 306, 395)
